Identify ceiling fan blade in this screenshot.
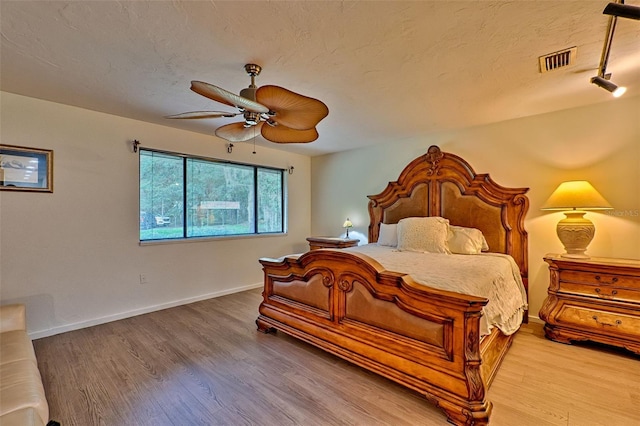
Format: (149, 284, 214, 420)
(191, 81, 269, 113)
(165, 111, 240, 120)
(215, 122, 264, 142)
(261, 123, 319, 144)
(256, 85, 328, 131)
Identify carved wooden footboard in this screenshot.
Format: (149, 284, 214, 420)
(257, 145, 528, 425)
(258, 249, 507, 425)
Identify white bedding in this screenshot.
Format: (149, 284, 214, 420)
(345, 244, 528, 336)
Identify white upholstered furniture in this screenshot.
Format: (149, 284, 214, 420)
(0, 304, 49, 426)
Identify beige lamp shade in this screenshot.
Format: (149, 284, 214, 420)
(541, 180, 612, 211)
(541, 181, 612, 259)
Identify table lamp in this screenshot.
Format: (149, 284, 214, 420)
(343, 218, 353, 238)
(541, 180, 612, 259)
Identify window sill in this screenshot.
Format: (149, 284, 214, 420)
(139, 232, 288, 246)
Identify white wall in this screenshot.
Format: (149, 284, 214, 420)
(310, 96, 640, 321)
(0, 92, 311, 338)
(3, 92, 639, 337)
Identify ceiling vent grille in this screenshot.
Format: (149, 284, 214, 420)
(539, 47, 577, 73)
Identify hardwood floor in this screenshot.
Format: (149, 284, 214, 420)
(34, 289, 640, 426)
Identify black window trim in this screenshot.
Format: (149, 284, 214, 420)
(139, 147, 287, 242)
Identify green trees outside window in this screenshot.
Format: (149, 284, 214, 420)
(140, 149, 285, 241)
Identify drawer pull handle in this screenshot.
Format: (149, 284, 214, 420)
(594, 288, 618, 298)
(591, 315, 622, 327)
(595, 275, 619, 285)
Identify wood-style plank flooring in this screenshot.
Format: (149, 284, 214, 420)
(34, 289, 640, 426)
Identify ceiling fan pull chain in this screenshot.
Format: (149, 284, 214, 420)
(252, 126, 257, 154)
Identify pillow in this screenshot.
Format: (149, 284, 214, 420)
(377, 223, 398, 247)
(397, 217, 450, 254)
(448, 226, 489, 254)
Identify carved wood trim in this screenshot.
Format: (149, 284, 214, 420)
(258, 146, 530, 425)
(367, 145, 529, 295)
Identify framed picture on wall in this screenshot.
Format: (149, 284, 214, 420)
(0, 144, 53, 192)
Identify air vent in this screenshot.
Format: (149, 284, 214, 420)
(539, 47, 577, 73)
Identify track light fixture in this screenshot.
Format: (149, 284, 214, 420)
(591, 76, 627, 97)
(591, 1, 629, 97)
(603, 2, 640, 20)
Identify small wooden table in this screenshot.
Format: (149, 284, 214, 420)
(306, 237, 360, 250)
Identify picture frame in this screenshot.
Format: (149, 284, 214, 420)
(0, 144, 53, 192)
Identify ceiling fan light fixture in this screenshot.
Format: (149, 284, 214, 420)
(243, 111, 261, 126)
(603, 2, 640, 20)
(591, 76, 627, 97)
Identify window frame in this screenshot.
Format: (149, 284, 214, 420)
(139, 148, 286, 243)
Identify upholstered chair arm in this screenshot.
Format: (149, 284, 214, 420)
(0, 304, 27, 332)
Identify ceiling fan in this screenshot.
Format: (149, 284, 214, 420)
(166, 64, 329, 144)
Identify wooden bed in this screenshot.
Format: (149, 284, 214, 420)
(256, 145, 529, 425)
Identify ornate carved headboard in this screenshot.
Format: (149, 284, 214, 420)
(367, 145, 530, 285)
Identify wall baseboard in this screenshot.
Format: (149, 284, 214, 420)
(29, 282, 263, 340)
(528, 315, 544, 324)
(30, 286, 545, 340)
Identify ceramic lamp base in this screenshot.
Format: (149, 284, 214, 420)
(556, 211, 595, 259)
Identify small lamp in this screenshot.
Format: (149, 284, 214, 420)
(541, 181, 613, 259)
(343, 218, 353, 238)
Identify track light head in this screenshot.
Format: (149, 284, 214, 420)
(603, 2, 640, 20)
(591, 76, 627, 97)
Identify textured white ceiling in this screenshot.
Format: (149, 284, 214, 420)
(1, 1, 639, 156)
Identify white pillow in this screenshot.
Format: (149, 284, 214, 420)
(377, 223, 398, 247)
(448, 226, 489, 254)
(397, 217, 450, 254)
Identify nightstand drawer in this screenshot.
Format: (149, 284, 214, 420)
(556, 304, 640, 338)
(560, 270, 638, 288)
(559, 281, 640, 304)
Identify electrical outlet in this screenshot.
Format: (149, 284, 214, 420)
(139, 274, 148, 285)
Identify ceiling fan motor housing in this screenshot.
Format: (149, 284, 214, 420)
(240, 86, 258, 100)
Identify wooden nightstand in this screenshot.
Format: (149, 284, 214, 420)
(306, 237, 360, 250)
(539, 254, 640, 354)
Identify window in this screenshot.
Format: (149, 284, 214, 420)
(140, 149, 285, 241)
